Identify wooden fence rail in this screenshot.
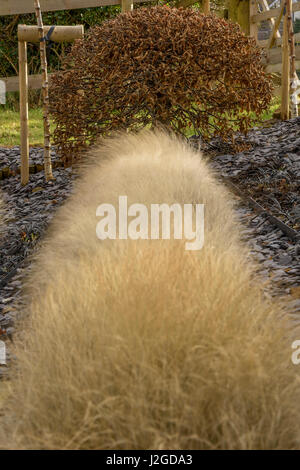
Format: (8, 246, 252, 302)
(265, 44, 300, 65)
(251, 1, 300, 23)
(0, 0, 151, 16)
(0, 74, 49, 92)
(259, 31, 300, 48)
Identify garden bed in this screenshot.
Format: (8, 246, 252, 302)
(0, 119, 299, 377)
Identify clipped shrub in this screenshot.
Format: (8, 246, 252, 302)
(50, 5, 273, 165)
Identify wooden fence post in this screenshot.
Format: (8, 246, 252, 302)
(228, 0, 250, 35)
(18, 40, 29, 186)
(238, 0, 251, 35)
(249, 0, 258, 43)
(281, 1, 290, 120)
(121, 0, 133, 12)
(203, 0, 210, 14)
(16, 24, 84, 185)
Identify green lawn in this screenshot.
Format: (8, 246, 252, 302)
(0, 100, 280, 148)
(0, 108, 55, 147)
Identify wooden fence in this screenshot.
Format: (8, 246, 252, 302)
(0, 0, 153, 92)
(0, 0, 155, 185)
(2, 1, 300, 91)
(1, 0, 299, 186)
(1, 0, 300, 115)
(250, 0, 300, 119)
(0, 0, 149, 16)
(252, 0, 300, 73)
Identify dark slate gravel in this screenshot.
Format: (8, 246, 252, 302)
(236, 206, 300, 304)
(0, 166, 76, 282)
(0, 146, 61, 172)
(189, 116, 300, 320)
(0, 152, 77, 366)
(196, 117, 300, 230)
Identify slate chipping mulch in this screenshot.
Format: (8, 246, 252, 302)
(0, 119, 300, 375)
(189, 117, 300, 316)
(0, 147, 62, 172)
(0, 163, 77, 374)
(206, 118, 300, 229)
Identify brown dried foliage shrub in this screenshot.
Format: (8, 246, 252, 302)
(49, 6, 273, 165)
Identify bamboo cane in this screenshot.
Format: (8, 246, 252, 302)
(18, 25, 84, 43)
(34, 0, 54, 181)
(281, 1, 290, 120)
(286, 0, 298, 117)
(18, 40, 29, 186)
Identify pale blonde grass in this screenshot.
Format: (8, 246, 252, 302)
(0, 129, 299, 449)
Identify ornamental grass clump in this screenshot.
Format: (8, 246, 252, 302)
(1, 129, 299, 450)
(50, 6, 273, 165)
